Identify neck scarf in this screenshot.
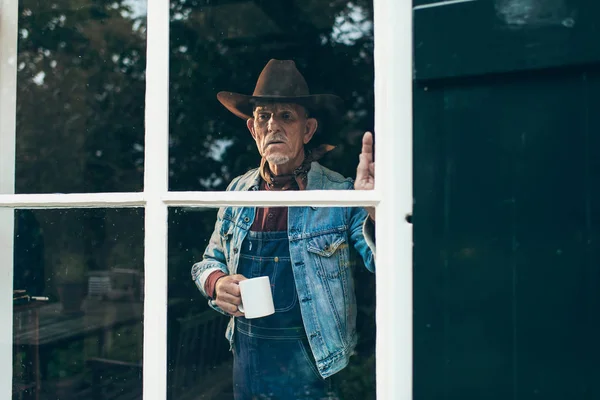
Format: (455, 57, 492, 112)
(259, 144, 335, 191)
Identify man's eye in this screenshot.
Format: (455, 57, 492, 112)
(258, 114, 268, 120)
(282, 113, 291, 120)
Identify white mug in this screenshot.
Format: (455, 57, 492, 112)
(238, 276, 275, 319)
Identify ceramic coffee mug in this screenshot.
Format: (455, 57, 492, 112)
(238, 276, 275, 319)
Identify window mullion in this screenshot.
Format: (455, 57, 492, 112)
(143, 0, 170, 399)
(0, 0, 17, 197)
(374, 0, 413, 398)
(0, 0, 19, 398)
(0, 209, 15, 400)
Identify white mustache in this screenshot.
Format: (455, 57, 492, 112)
(265, 135, 287, 146)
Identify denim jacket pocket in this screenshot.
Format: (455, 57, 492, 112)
(307, 232, 348, 279)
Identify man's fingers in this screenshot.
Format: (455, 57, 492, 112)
(223, 282, 241, 297)
(217, 274, 246, 297)
(358, 153, 367, 168)
(217, 292, 241, 306)
(231, 274, 248, 282)
(215, 299, 243, 316)
(213, 274, 247, 316)
(355, 154, 367, 181)
(362, 131, 374, 146)
(357, 132, 375, 183)
(361, 132, 374, 163)
(357, 155, 375, 178)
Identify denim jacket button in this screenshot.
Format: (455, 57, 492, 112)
(274, 256, 279, 262)
(243, 216, 250, 223)
(233, 248, 239, 254)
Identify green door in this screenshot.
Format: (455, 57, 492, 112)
(413, 1, 600, 399)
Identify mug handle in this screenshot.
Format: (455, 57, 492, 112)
(238, 304, 245, 313)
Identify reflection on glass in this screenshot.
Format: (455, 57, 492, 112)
(167, 208, 231, 400)
(169, 0, 374, 191)
(13, 209, 144, 400)
(169, 207, 376, 400)
(16, 1, 147, 194)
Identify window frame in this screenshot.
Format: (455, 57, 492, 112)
(0, 0, 19, 397)
(0, 0, 413, 398)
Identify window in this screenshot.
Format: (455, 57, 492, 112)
(0, 0, 412, 399)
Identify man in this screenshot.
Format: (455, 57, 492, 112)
(192, 59, 375, 399)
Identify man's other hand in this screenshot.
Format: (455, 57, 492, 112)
(215, 274, 247, 317)
(355, 131, 375, 220)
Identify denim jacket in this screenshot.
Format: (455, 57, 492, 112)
(191, 161, 376, 378)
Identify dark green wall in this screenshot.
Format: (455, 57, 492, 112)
(413, 1, 600, 399)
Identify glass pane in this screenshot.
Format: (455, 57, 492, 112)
(168, 206, 376, 399)
(16, 0, 147, 194)
(13, 208, 144, 400)
(169, 0, 374, 191)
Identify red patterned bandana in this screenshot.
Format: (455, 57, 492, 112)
(259, 144, 335, 191)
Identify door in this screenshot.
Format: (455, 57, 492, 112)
(413, 1, 600, 399)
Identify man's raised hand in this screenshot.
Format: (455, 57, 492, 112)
(355, 131, 375, 220)
(355, 132, 375, 190)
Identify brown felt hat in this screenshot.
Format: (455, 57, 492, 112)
(217, 59, 344, 121)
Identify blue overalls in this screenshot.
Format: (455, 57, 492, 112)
(233, 230, 336, 400)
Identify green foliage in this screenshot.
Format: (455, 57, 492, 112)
(17, 0, 374, 194)
(335, 352, 376, 400)
(105, 324, 144, 363)
(17, 0, 146, 194)
(45, 340, 85, 380)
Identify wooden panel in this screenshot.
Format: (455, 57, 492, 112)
(510, 72, 590, 399)
(414, 0, 600, 80)
(413, 66, 600, 398)
(413, 84, 447, 399)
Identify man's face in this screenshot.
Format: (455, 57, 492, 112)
(247, 103, 318, 171)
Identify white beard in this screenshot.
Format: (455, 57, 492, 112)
(266, 154, 290, 165)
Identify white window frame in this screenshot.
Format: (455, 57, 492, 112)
(0, 0, 412, 398)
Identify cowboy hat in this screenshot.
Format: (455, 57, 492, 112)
(217, 59, 344, 121)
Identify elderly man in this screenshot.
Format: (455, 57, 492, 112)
(192, 59, 375, 399)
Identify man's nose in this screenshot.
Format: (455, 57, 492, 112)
(267, 115, 280, 132)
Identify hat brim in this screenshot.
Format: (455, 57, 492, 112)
(217, 92, 344, 121)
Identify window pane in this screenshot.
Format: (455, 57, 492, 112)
(13, 208, 144, 400)
(168, 206, 375, 399)
(15, 0, 147, 194)
(169, 0, 374, 191)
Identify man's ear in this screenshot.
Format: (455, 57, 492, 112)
(246, 118, 256, 140)
(303, 118, 318, 144)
